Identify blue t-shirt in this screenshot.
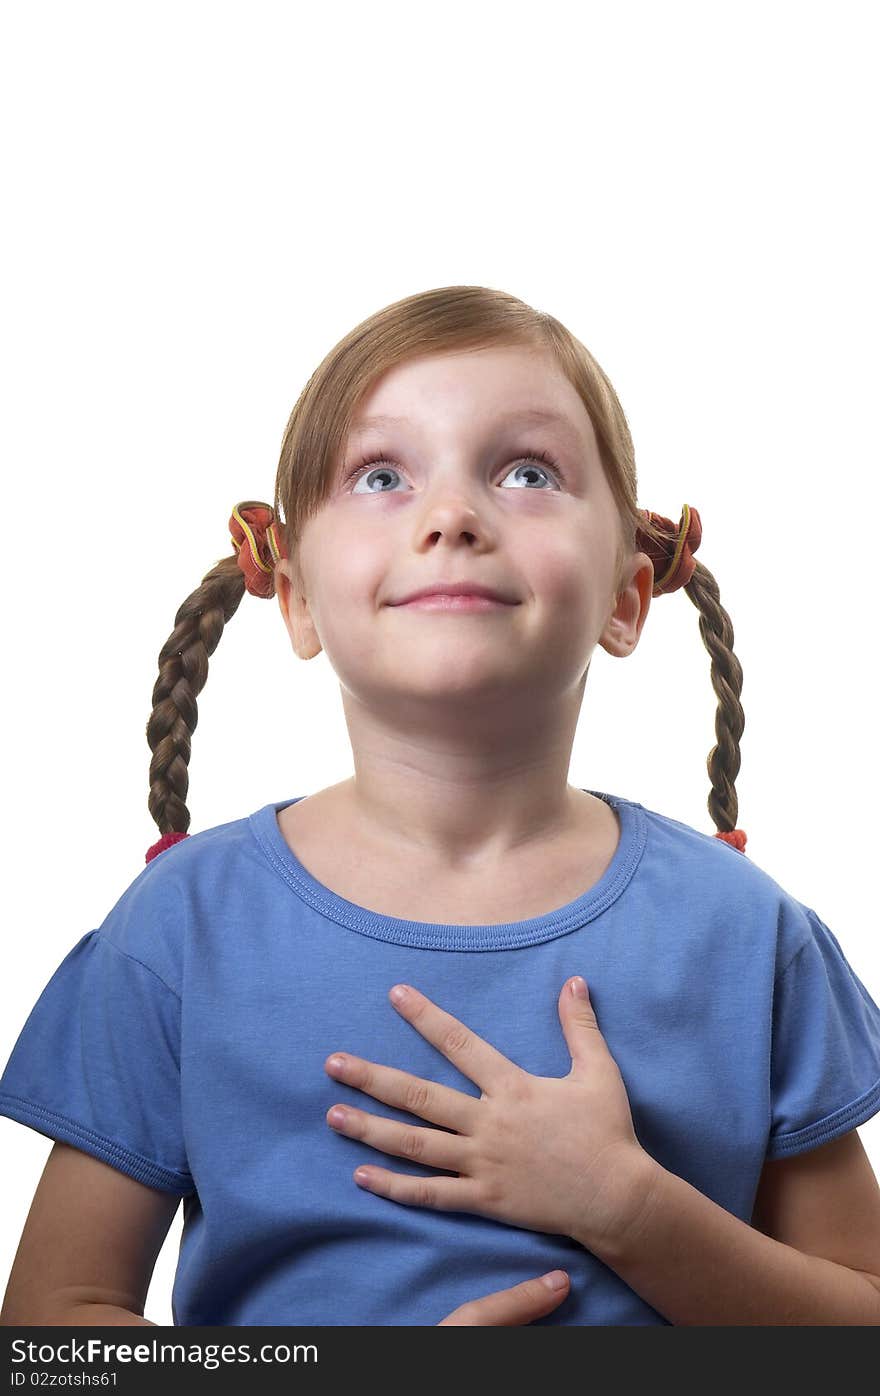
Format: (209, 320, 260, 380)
(2, 790, 880, 1326)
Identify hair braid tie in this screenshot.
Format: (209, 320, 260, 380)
(145, 500, 746, 861)
(635, 503, 702, 596)
(229, 499, 289, 598)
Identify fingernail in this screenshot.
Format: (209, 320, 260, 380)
(541, 1270, 569, 1291)
(570, 976, 588, 998)
(390, 985, 409, 1004)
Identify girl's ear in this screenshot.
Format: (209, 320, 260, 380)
(599, 552, 654, 658)
(275, 559, 323, 660)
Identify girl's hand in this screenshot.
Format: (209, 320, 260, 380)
(324, 978, 650, 1253)
(438, 1271, 571, 1325)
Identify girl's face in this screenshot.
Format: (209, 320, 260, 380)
(275, 346, 652, 728)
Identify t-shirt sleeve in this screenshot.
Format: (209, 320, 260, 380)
(766, 907, 880, 1160)
(0, 927, 194, 1196)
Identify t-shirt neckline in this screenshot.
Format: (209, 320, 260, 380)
(249, 789, 646, 950)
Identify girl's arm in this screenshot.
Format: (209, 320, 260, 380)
(0, 1141, 180, 1326)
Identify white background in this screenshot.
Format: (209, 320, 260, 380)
(1, 0, 877, 1326)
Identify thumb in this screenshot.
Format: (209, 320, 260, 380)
(559, 975, 602, 1072)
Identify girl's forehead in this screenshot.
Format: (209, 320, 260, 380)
(349, 348, 580, 426)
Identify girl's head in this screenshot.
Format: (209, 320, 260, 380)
(273, 338, 653, 740)
(146, 286, 743, 845)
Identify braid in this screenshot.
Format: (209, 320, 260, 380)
(145, 555, 247, 854)
(682, 558, 745, 841)
(636, 506, 747, 853)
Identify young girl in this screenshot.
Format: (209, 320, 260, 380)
(3, 284, 880, 1328)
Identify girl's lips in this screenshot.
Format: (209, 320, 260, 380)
(389, 579, 520, 604)
(393, 594, 517, 611)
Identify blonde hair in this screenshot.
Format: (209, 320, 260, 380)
(147, 285, 744, 844)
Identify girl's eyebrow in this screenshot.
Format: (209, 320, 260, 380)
(349, 407, 584, 448)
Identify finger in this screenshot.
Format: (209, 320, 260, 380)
(326, 1104, 466, 1172)
(438, 1272, 571, 1326)
(388, 985, 518, 1095)
(325, 1052, 479, 1132)
(352, 1164, 480, 1214)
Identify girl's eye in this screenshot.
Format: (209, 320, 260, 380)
(343, 448, 564, 494)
